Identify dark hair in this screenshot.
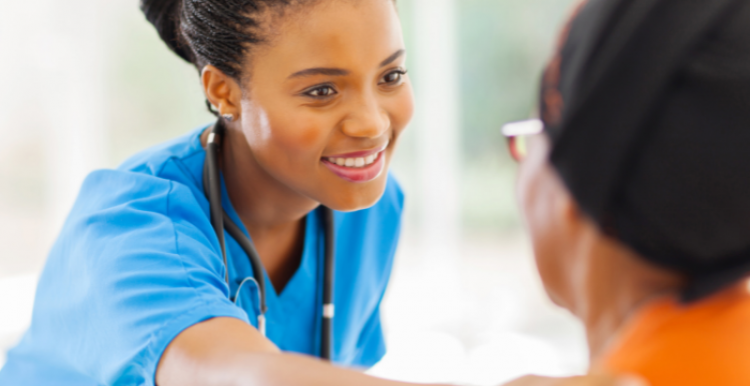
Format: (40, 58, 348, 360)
(542, 0, 750, 302)
(140, 0, 304, 80)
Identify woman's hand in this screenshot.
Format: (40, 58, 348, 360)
(504, 375, 648, 386)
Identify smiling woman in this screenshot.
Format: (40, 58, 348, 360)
(0, 1, 415, 384)
(194, 1, 413, 294)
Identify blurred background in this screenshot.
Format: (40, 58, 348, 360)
(0, 0, 585, 384)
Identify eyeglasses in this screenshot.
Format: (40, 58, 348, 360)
(501, 119, 544, 162)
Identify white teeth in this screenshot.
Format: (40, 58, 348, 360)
(327, 152, 381, 168)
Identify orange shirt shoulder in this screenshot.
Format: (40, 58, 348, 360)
(596, 284, 750, 386)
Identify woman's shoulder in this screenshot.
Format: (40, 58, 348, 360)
(68, 125, 213, 239)
(74, 168, 200, 216)
(67, 127, 210, 223)
(117, 126, 207, 177)
(57, 168, 220, 281)
(598, 285, 750, 385)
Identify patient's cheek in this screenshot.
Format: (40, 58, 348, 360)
(517, 149, 570, 307)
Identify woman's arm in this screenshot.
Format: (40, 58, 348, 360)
(156, 317, 439, 386)
(156, 317, 642, 386)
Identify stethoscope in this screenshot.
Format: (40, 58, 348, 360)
(202, 120, 335, 360)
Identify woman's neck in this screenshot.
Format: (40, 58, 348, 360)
(202, 127, 319, 292)
(581, 278, 659, 361)
(576, 236, 685, 361)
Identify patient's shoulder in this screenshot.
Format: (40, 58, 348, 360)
(598, 284, 750, 386)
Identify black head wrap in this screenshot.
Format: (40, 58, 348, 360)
(541, 0, 750, 302)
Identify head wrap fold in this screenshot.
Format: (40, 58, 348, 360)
(542, 0, 750, 301)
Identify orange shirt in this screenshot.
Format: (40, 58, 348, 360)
(596, 283, 750, 386)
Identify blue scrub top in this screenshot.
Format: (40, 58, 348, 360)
(0, 127, 404, 385)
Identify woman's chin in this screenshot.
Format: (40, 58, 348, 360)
(321, 178, 388, 213)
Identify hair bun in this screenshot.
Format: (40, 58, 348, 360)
(140, 0, 193, 63)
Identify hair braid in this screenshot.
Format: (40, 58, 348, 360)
(140, 0, 300, 80)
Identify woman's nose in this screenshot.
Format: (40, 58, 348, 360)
(340, 96, 390, 139)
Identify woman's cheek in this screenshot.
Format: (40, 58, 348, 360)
(391, 83, 415, 132)
(264, 113, 330, 158)
(517, 146, 564, 304)
(238, 101, 274, 147)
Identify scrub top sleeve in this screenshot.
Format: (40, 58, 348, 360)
(30, 171, 249, 386)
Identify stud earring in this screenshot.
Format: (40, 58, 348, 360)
(222, 114, 235, 123)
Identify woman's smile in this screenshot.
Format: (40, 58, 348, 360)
(321, 141, 389, 183)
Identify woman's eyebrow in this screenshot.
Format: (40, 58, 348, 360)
(380, 49, 405, 67)
(288, 49, 407, 79)
(288, 68, 349, 79)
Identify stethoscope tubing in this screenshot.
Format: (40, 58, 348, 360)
(202, 121, 334, 360)
(321, 207, 335, 360)
(204, 131, 228, 284)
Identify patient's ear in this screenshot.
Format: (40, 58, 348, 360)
(560, 189, 583, 231)
(543, 158, 585, 237)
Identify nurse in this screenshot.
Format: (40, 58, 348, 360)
(0, 0, 636, 385)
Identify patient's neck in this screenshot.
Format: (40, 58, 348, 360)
(575, 234, 685, 361)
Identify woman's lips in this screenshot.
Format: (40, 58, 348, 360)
(321, 144, 388, 183)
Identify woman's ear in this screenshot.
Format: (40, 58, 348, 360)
(201, 65, 242, 119)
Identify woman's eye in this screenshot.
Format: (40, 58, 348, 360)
(381, 70, 407, 85)
(305, 86, 337, 98)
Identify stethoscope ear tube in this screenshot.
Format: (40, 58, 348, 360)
(205, 126, 229, 285)
(202, 120, 335, 360)
(201, 122, 269, 321)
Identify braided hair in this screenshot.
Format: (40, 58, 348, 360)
(140, 0, 311, 80)
(141, 0, 315, 116)
(141, 0, 398, 115)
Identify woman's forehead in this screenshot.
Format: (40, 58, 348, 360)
(250, 0, 404, 76)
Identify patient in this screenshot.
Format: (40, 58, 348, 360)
(508, 0, 750, 385)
